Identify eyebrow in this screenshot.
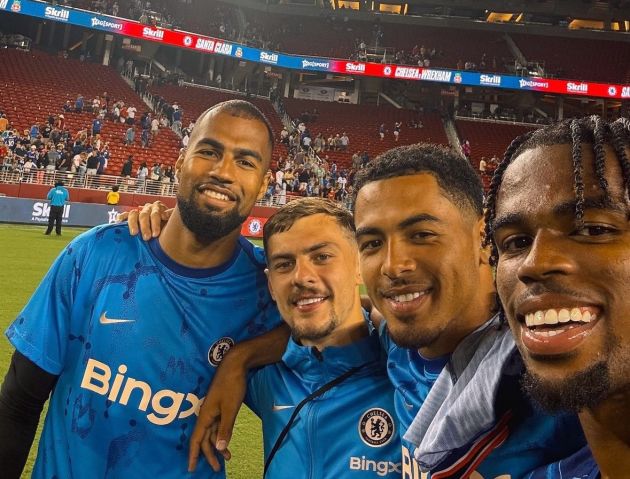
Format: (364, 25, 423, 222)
(268, 242, 337, 262)
(355, 213, 441, 239)
(493, 196, 627, 232)
(195, 138, 263, 164)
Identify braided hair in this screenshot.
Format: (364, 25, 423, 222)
(484, 116, 630, 267)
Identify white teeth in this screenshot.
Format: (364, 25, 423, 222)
(203, 190, 230, 201)
(392, 292, 422, 303)
(524, 307, 596, 328)
(544, 309, 558, 324)
(296, 297, 325, 306)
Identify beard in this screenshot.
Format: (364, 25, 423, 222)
(385, 314, 444, 349)
(291, 310, 340, 344)
(521, 360, 611, 414)
(521, 331, 622, 414)
(177, 191, 247, 245)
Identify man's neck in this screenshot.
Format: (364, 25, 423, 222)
(158, 208, 241, 269)
(579, 393, 630, 477)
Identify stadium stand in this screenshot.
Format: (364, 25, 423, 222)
(511, 33, 630, 83)
(0, 49, 181, 174)
(283, 98, 449, 170)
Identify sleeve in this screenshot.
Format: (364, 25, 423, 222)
(5, 235, 87, 374)
(0, 351, 58, 479)
(243, 369, 264, 418)
(46, 189, 53, 200)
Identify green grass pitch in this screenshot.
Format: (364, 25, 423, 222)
(0, 224, 264, 478)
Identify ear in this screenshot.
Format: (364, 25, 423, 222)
(174, 149, 186, 178)
(256, 170, 271, 201)
(265, 268, 277, 302)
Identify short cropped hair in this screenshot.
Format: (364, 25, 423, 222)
(263, 197, 355, 255)
(200, 99, 275, 150)
(353, 143, 484, 217)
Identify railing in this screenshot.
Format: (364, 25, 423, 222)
(0, 168, 317, 208)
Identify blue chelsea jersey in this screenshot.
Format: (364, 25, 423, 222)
(526, 446, 600, 479)
(6, 223, 282, 479)
(246, 328, 402, 479)
(379, 322, 585, 479)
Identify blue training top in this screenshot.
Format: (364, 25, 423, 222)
(526, 445, 600, 479)
(6, 224, 282, 479)
(246, 324, 402, 478)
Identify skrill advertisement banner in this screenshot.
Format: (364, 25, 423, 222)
(1, 0, 628, 100)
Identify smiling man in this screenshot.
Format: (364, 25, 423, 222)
(351, 143, 584, 478)
(242, 198, 400, 478)
(486, 116, 630, 478)
(0, 100, 284, 479)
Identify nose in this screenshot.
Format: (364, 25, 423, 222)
(517, 230, 577, 284)
(292, 257, 317, 288)
(210, 153, 236, 184)
(380, 239, 416, 280)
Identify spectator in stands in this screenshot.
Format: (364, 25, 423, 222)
(92, 96, 101, 115)
(461, 139, 471, 159)
(56, 114, 65, 131)
(107, 185, 120, 205)
(280, 127, 289, 144)
(340, 132, 349, 151)
(141, 128, 150, 149)
(92, 117, 102, 137)
(29, 123, 39, 140)
(172, 108, 183, 135)
(126, 105, 137, 125)
(379, 123, 386, 141)
(44, 180, 69, 236)
(137, 161, 148, 192)
(181, 131, 190, 148)
(151, 116, 159, 137)
(125, 126, 135, 146)
(86, 151, 99, 181)
(121, 155, 133, 178)
(75, 94, 84, 113)
(0, 114, 8, 133)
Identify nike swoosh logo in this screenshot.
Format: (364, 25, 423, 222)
(100, 312, 135, 325)
(272, 404, 295, 411)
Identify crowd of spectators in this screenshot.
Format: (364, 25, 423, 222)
(0, 87, 178, 193)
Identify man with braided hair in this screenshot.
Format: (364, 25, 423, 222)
(486, 116, 630, 478)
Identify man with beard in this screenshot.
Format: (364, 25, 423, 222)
(0, 100, 284, 479)
(486, 116, 630, 478)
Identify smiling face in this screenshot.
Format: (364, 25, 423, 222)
(175, 109, 271, 244)
(494, 143, 630, 412)
(265, 213, 362, 347)
(354, 173, 490, 356)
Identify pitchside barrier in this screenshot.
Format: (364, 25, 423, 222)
(0, 171, 306, 236)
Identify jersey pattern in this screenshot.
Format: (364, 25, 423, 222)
(6, 224, 281, 479)
(246, 329, 401, 478)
